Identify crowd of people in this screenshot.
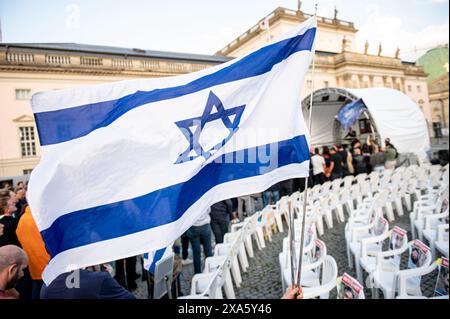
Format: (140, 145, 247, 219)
(309, 136, 399, 186)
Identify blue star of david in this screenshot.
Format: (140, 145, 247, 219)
(175, 91, 246, 164)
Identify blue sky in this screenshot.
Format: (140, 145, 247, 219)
(0, 0, 448, 61)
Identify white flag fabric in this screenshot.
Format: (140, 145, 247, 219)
(28, 17, 316, 284)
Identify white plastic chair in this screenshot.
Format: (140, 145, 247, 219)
(231, 217, 255, 258)
(422, 207, 449, 259)
(371, 240, 433, 299)
(349, 216, 390, 282)
(224, 231, 249, 273)
(412, 193, 448, 241)
(182, 268, 223, 299)
(203, 255, 235, 299)
(328, 192, 346, 224)
(377, 189, 395, 222)
(339, 187, 354, 219)
(345, 198, 382, 268)
(343, 175, 354, 190)
(280, 238, 326, 291)
(396, 259, 442, 299)
(301, 255, 338, 299)
(269, 196, 289, 233)
(214, 243, 242, 288)
(359, 226, 409, 285)
(435, 224, 449, 258)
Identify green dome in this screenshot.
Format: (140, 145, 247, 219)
(417, 45, 449, 83)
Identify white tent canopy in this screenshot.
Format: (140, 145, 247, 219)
(302, 87, 430, 161)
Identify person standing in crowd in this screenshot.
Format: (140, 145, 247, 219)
(351, 138, 361, 151)
(262, 182, 281, 208)
(361, 140, 372, 156)
(337, 144, 352, 177)
(345, 128, 357, 140)
(180, 231, 193, 265)
(370, 143, 385, 172)
(186, 207, 213, 274)
(344, 145, 354, 176)
(0, 190, 20, 247)
(328, 146, 343, 181)
(352, 148, 367, 175)
(14, 187, 27, 218)
(229, 198, 240, 223)
(279, 179, 294, 197)
(322, 147, 332, 181)
(40, 267, 136, 299)
(311, 148, 326, 185)
(210, 199, 233, 244)
(114, 256, 140, 291)
(0, 245, 28, 299)
(16, 206, 50, 299)
(384, 138, 398, 170)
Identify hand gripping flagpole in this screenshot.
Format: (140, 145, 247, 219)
(295, 4, 318, 288)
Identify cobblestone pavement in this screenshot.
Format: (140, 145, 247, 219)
(132, 204, 442, 299)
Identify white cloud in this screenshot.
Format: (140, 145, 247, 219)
(355, 5, 449, 61)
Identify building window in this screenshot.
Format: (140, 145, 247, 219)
(307, 80, 312, 89)
(417, 85, 421, 93)
(19, 126, 36, 157)
(23, 169, 33, 175)
(15, 89, 31, 100)
(407, 85, 412, 92)
(323, 81, 329, 88)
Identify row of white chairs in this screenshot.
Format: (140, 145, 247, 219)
(289, 162, 449, 299)
(180, 162, 448, 299)
(179, 204, 282, 299)
(344, 163, 449, 298)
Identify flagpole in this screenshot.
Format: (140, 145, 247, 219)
(295, 3, 317, 288)
(288, 199, 297, 288)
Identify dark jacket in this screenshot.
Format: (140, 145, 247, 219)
(210, 200, 233, 222)
(0, 215, 20, 247)
(353, 155, 366, 175)
(40, 269, 136, 299)
(15, 199, 28, 218)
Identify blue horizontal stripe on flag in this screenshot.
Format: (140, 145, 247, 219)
(40, 134, 310, 258)
(148, 248, 166, 274)
(34, 28, 316, 146)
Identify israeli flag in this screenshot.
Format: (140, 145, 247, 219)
(28, 17, 316, 284)
(143, 246, 173, 274)
(335, 98, 367, 132)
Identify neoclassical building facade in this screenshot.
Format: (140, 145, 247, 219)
(0, 6, 432, 176)
(217, 7, 430, 115)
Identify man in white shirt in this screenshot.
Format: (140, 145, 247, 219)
(311, 147, 326, 185)
(186, 207, 213, 273)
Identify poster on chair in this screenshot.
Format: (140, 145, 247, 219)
(375, 217, 388, 236)
(338, 273, 363, 299)
(434, 257, 449, 297)
(389, 226, 407, 267)
(408, 240, 429, 269)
